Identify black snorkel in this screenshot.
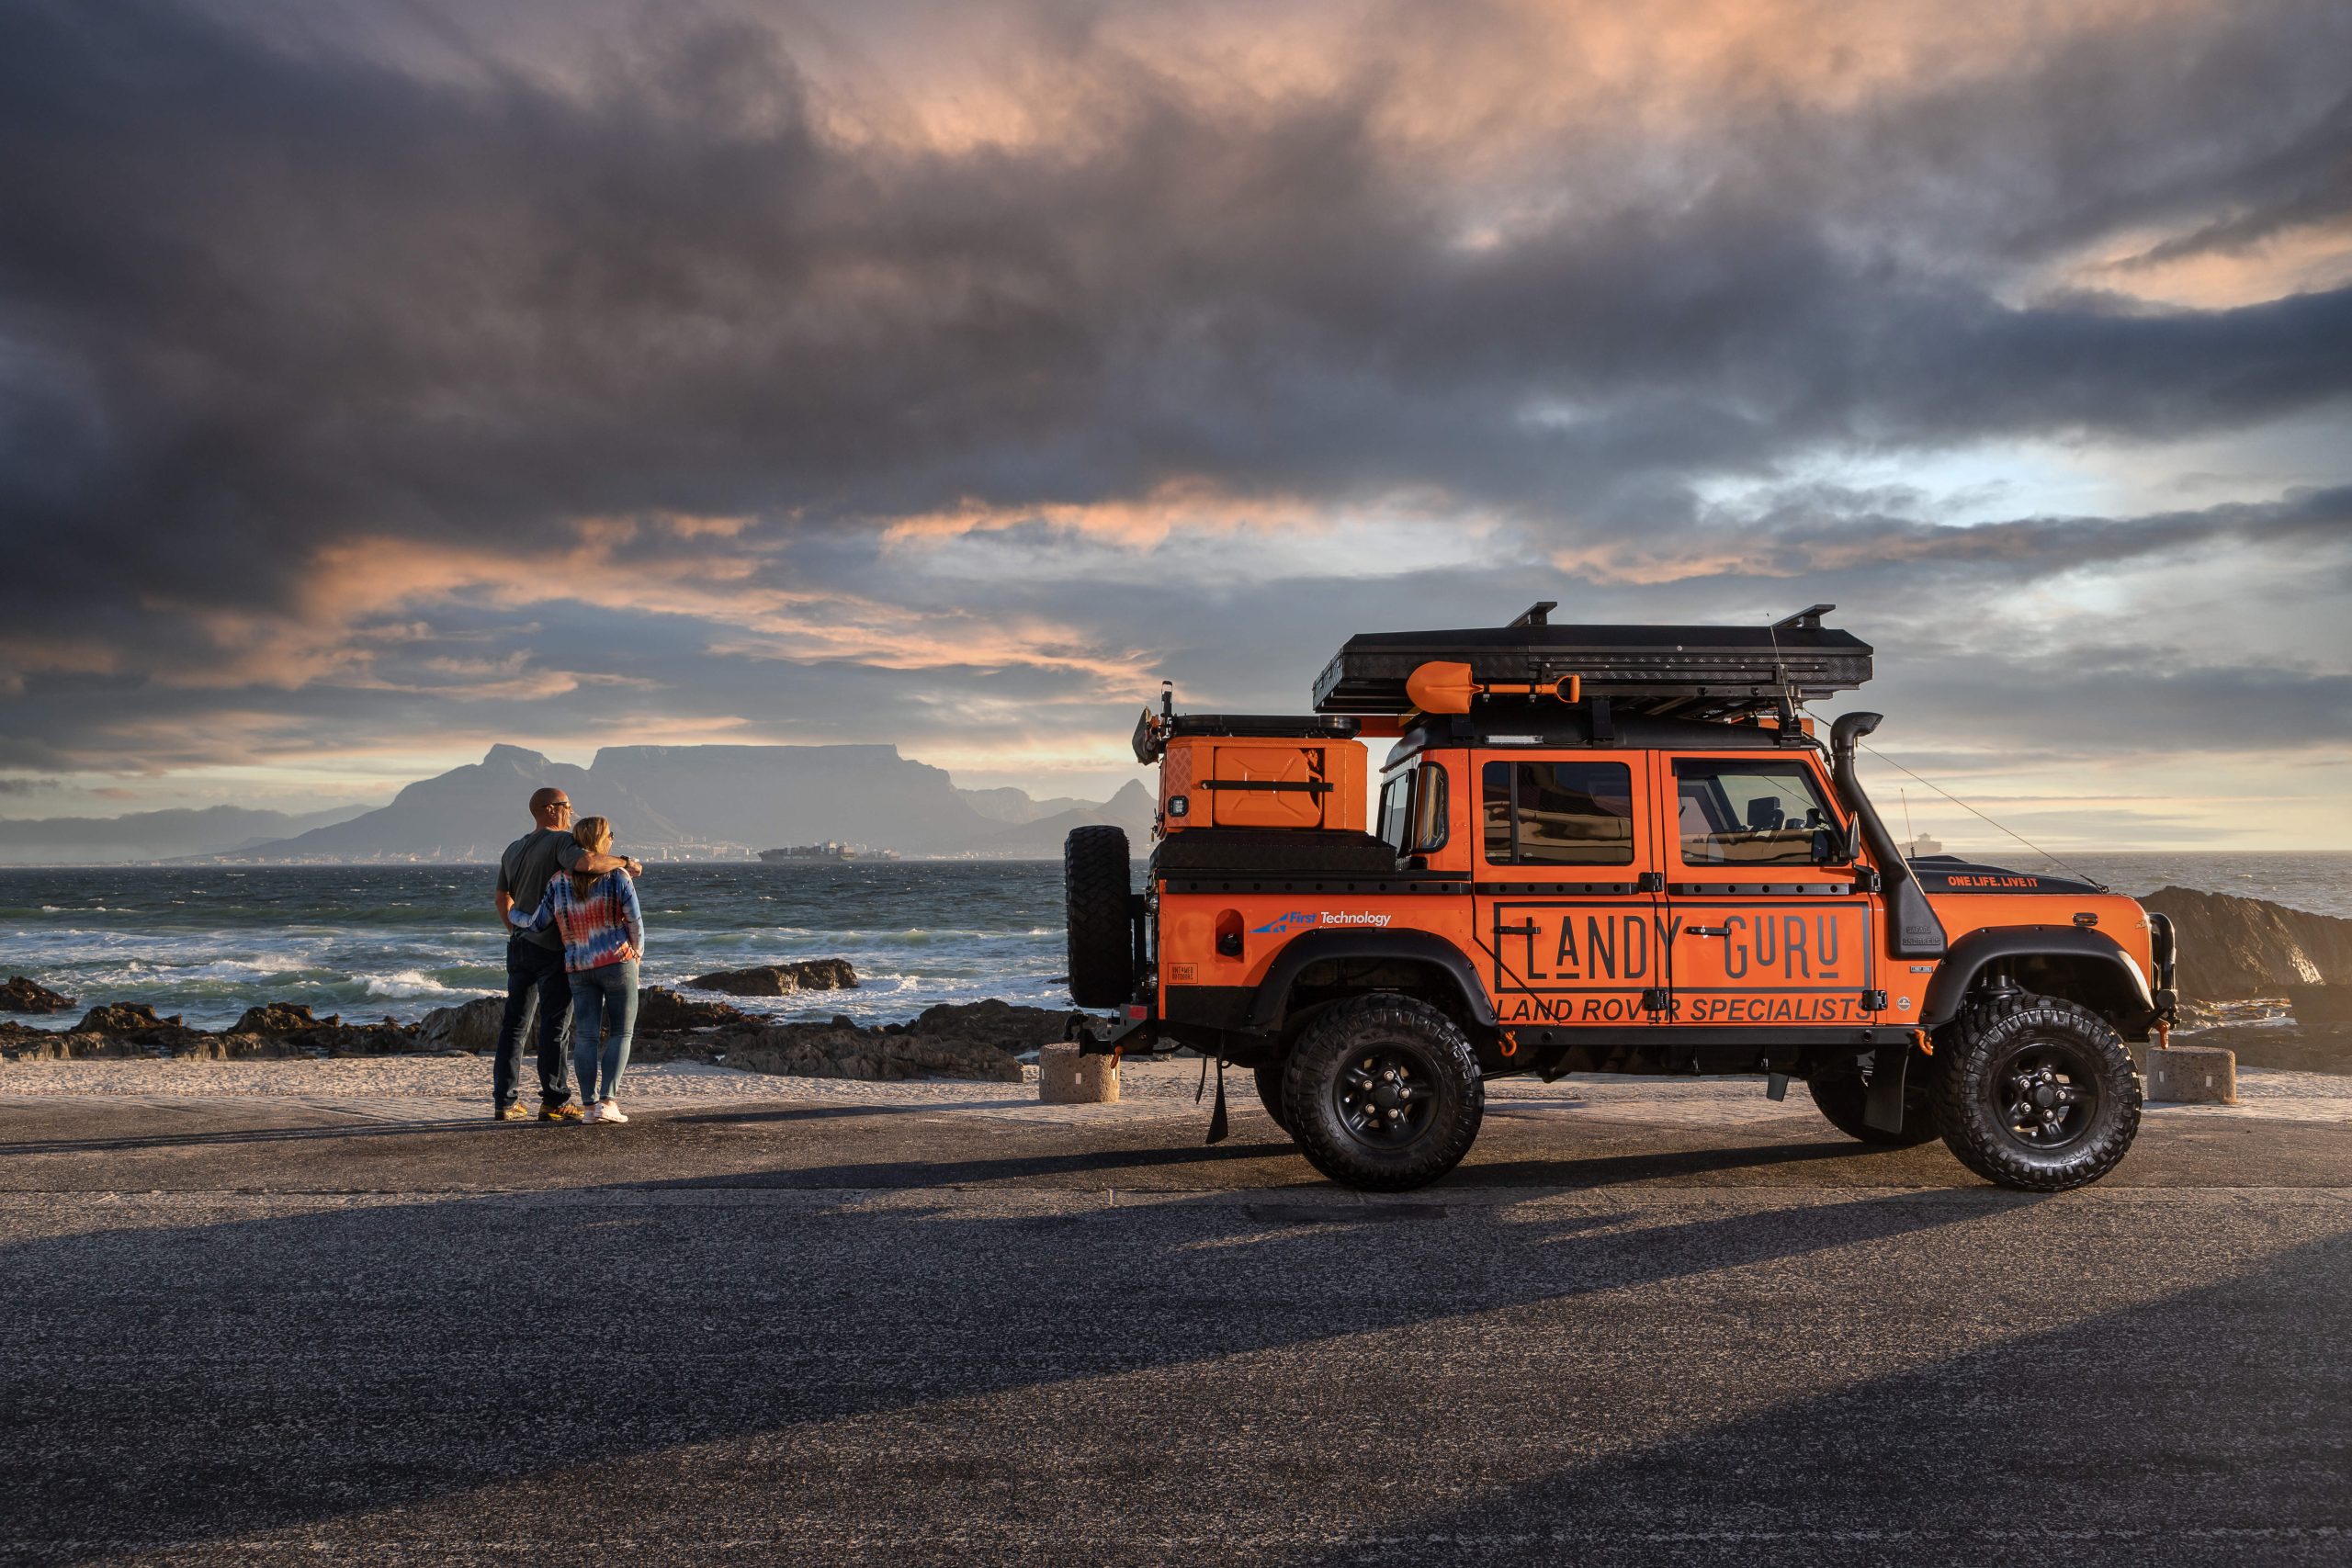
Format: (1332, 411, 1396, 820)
(1830, 712, 1948, 958)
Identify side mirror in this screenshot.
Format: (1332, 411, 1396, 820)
(1814, 818, 1860, 866)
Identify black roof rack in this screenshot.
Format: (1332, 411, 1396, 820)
(1311, 609, 1871, 722)
(1134, 711, 1360, 763)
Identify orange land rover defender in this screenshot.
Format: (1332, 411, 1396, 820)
(1064, 604, 2178, 1193)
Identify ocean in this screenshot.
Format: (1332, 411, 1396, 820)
(3, 852, 2347, 1033)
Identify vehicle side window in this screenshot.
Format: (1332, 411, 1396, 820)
(1377, 773, 1411, 852)
(1408, 763, 1449, 852)
(1482, 761, 1635, 865)
(1673, 758, 1838, 866)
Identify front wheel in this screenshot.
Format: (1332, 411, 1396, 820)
(1283, 996, 1483, 1191)
(1930, 990, 2141, 1191)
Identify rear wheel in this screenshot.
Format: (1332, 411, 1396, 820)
(1807, 1053, 1939, 1146)
(1283, 996, 1483, 1191)
(1063, 827, 1134, 1009)
(1931, 989, 2141, 1191)
(1252, 1063, 1292, 1134)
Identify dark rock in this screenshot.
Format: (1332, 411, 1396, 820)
(304, 1020, 422, 1056)
(2142, 887, 2352, 1000)
(0, 976, 76, 1013)
(2177, 1019, 2352, 1076)
(73, 1003, 191, 1038)
(2286, 984, 2352, 1028)
(671, 998, 1110, 1083)
(712, 1022, 1023, 1083)
(906, 998, 1097, 1048)
(636, 987, 754, 1032)
(686, 959, 858, 997)
(414, 996, 509, 1051)
(232, 1001, 339, 1034)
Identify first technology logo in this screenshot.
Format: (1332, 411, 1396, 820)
(1250, 909, 1393, 935)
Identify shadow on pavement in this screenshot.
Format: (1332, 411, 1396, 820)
(0, 1173, 2003, 1562)
(1276, 1225, 2352, 1568)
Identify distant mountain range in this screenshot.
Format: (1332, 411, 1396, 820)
(0, 745, 1154, 863)
(0, 804, 369, 864)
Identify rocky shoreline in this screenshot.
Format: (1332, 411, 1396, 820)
(0, 964, 1102, 1084)
(3, 883, 2346, 1077)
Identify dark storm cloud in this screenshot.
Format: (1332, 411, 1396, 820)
(0, 0, 2347, 782)
(1546, 482, 2352, 583)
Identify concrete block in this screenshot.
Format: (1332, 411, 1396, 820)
(1037, 1043, 1119, 1104)
(2145, 1044, 2236, 1105)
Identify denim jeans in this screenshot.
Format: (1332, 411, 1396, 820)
(570, 959, 639, 1105)
(495, 934, 575, 1109)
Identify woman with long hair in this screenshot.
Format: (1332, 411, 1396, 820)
(509, 816, 642, 1123)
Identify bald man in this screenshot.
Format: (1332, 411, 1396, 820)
(490, 786, 641, 1122)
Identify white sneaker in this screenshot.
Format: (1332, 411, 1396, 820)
(599, 1101, 628, 1123)
(583, 1102, 605, 1123)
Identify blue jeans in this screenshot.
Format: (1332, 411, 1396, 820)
(570, 960, 639, 1105)
(495, 934, 574, 1109)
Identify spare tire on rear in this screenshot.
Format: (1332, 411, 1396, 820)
(1064, 826, 1135, 1008)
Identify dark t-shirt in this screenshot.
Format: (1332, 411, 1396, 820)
(497, 828, 584, 952)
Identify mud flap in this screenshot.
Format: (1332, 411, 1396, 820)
(1862, 1044, 1910, 1135)
(1193, 1054, 1231, 1145)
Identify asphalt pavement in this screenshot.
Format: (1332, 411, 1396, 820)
(3, 1085, 2348, 1565)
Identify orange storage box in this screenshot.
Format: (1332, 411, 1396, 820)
(1159, 736, 1366, 833)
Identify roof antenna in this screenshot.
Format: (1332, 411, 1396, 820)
(1763, 612, 1804, 745)
(1900, 787, 1916, 857)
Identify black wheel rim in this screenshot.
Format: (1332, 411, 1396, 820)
(1333, 1045, 1440, 1148)
(1996, 1039, 2101, 1151)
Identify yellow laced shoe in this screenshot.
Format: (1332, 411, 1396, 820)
(494, 1104, 529, 1122)
(540, 1102, 585, 1123)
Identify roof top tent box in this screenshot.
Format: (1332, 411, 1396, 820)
(1146, 715, 1368, 834)
(1311, 607, 1872, 722)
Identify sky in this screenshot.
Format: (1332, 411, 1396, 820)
(1, 0, 2347, 851)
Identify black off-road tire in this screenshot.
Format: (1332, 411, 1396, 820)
(1253, 1063, 1292, 1134)
(1063, 827, 1134, 1009)
(1930, 990, 2142, 1191)
(1283, 995, 1483, 1191)
(1806, 1054, 1939, 1147)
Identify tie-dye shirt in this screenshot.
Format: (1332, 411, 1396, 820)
(511, 870, 643, 973)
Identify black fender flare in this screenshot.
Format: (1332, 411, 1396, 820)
(1245, 930, 1498, 1032)
(1919, 927, 2153, 1030)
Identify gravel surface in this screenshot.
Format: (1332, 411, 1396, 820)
(1, 1056, 2342, 1120)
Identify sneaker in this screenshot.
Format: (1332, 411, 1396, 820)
(539, 1102, 584, 1123)
(598, 1101, 628, 1124)
(583, 1102, 605, 1123)
(494, 1103, 529, 1122)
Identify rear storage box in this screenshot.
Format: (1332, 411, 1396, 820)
(1161, 736, 1366, 832)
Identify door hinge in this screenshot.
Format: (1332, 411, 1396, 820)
(1641, 987, 1673, 1014)
(1861, 989, 1889, 1011)
(1637, 872, 1664, 893)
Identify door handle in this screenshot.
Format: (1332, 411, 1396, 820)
(1683, 925, 1731, 938)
